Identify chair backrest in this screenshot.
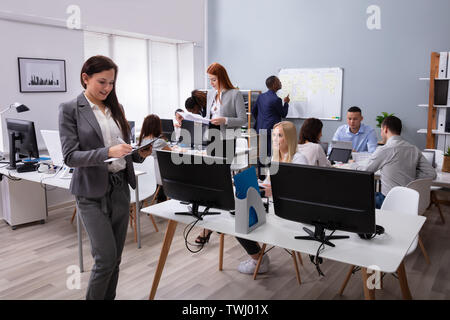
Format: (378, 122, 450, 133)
(232, 138, 249, 169)
(406, 178, 433, 215)
(154, 155, 162, 186)
(130, 156, 157, 204)
(381, 186, 419, 255)
(381, 186, 419, 216)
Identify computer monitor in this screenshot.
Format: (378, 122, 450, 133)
(206, 137, 236, 163)
(161, 119, 175, 141)
(6, 118, 39, 171)
(156, 150, 235, 218)
(180, 120, 208, 148)
(271, 162, 375, 247)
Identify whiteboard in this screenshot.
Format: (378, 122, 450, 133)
(277, 67, 343, 120)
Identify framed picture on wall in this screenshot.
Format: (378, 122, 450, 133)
(18, 57, 67, 93)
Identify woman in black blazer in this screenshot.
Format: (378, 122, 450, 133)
(59, 55, 151, 300)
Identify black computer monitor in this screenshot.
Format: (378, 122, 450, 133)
(179, 120, 208, 148)
(128, 120, 135, 144)
(161, 119, 175, 141)
(5, 118, 40, 171)
(271, 163, 375, 247)
(156, 150, 235, 218)
(206, 137, 236, 163)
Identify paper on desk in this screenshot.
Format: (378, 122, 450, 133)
(104, 138, 156, 163)
(177, 111, 210, 125)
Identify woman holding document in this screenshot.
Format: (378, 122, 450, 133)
(58, 55, 152, 300)
(190, 63, 247, 245)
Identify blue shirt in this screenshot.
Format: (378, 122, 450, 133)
(331, 123, 378, 153)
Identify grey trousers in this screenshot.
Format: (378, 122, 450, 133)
(76, 170, 130, 300)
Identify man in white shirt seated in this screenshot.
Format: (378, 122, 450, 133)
(355, 116, 436, 208)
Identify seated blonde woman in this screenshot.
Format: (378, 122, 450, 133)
(236, 121, 307, 275)
(297, 117, 331, 167)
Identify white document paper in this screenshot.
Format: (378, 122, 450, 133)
(177, 111, 210, 125)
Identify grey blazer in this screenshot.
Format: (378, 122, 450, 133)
(58, 93, 143, 198)
(206, 89, 246, 129)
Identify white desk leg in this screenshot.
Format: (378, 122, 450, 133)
(135, 177, 141, 249)
(76, 209, 84, 273)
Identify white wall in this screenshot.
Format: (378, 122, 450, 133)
(0, 0, 206, 207)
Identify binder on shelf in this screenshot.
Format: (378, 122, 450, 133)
(438, 108, 446, 131)
(435, 79, 449, 105)
(438, 52, 448, 79)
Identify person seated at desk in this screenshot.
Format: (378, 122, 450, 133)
(330, 106, 378, 153)
(297, 118, 331, 167)
(354, 116, 436, 209)
(185, 90, 207, 117)
(236, 121, 308, 275)
(139, 114, 172, 203)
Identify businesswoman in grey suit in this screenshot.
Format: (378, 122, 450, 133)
(192, 62, 247, 245)
(205, 62, 246, 130)
(59, 55, 152, 300)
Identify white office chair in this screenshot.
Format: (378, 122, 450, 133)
(129, 156, 159, 243)
(339, 186, 426, 296)
(230, 138, 249, 172)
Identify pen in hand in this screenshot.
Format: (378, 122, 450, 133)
(107, 137, 132, 158)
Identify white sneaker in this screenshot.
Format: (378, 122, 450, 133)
(238, 255, 270, 274)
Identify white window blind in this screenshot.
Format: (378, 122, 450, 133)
(84, 31, 195, 132)
(178, 43, 195, 107)
(83, 32, 110, 60)
(112, 35, 149, 130)
(151, 41, 179, 119)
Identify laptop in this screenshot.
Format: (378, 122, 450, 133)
(40, 129, 73, 178)
(328, 147, 352, 163)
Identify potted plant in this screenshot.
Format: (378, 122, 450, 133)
(443, 147, 450, 172)
(376, 112, 395, 128)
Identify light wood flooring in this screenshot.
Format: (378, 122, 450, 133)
(1, 198, 450, 300)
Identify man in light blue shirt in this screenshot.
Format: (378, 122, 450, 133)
(330, 106, 378, 153)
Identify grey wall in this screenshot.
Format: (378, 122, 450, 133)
(208, 0, 450, 148)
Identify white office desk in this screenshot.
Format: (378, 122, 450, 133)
(141, 200, 425, 300)
(0, 165, 145, 272)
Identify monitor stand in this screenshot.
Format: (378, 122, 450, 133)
(295, 225, 349, 247)
(175, 203, 221, 220)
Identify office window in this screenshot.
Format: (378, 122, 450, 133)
(84, 32, 194, 134)
(83, 32, 110, 60)
(112, 35, 149, 130)
(178, 43, 195, 107)
(151, 41, 179, 120)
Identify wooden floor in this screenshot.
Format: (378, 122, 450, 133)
(1, 198, 450, 300)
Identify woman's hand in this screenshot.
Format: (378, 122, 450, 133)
(108, 144, 132, 158)
(211, 117, 226, 125)
(138, 145, 153, 158)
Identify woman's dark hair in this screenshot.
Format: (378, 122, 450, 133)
(185, 90, 207, 115)
(299, 118, 323, 144)
(81, 55, 130, 140)
(138, 114, 162, 146)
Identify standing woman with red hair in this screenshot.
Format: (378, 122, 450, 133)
(193, 62, 247, 245)
(205, 62, 246, 130)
